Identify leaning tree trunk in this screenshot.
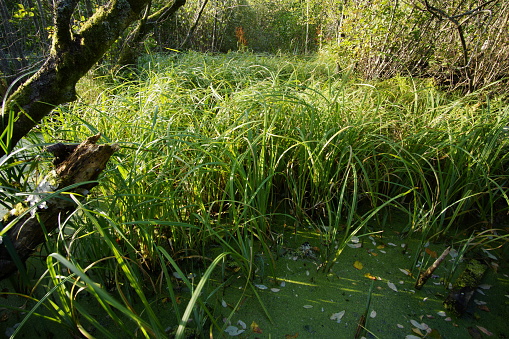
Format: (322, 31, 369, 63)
(0, 0, 154, 158)
(0, 134, 118, 281)
(116, 0, 187, 70)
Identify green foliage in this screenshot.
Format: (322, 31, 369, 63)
(2, 52, 508, 336)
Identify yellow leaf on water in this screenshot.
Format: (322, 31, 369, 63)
(353, 261, 363, 270)
(251, 321, 262, 334)
(364, 272, 377, 280)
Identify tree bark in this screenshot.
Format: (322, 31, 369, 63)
(0, 134, 119, 281)
(115, 0, 187, 69)
(0, 0, 154, 157)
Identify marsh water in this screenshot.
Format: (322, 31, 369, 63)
(1, 219, 508, 338)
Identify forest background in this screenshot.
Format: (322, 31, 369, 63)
(2, 0, 509, 93)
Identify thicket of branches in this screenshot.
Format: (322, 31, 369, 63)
(1, 0, 508, 94)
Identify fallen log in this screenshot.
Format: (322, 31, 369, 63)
(0, 134, 119, 281)
(443, 259, 488, 315)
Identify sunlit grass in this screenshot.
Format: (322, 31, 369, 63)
(2, 50, 508, 337)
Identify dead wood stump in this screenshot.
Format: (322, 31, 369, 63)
(0, 134, 118, 280)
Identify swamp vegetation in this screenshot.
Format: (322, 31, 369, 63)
(0, 52, 508, 338)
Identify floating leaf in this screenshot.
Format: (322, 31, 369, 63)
(410, 320, 429, 331)
(348, 243, 362, 249)
(425, 247, 438, 258)
(387, 281, 398, 292)
(411, 328, 424, 336)
(364, 272, 377, 280)
(251, 321, 262, 333)
(225, 326, 245, 336)
(427, 328, 442, 339)
(476, 326, 493, 336)
(467, 327, 482, 339)
(330, 310, 345, 323)
(478, 305, 490, 312)
(370, 310, 377, 318)
(353, 261, 364, 270)
(482, 248, 497, 260)
(399, 268, 411, 276)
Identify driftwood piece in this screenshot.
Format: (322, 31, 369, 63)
(0, 134, 119, 281)
(415, 246, 451, 290)
(443, 259, 488, 315)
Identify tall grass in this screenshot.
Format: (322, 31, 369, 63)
(2, 51, 508, 336)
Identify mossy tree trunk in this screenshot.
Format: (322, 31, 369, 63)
(0, 0, 186, 157)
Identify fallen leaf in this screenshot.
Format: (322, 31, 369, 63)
(388, 281, 398, 292)
(467, 327, 482, 339)
(370, 310, 377, 318)
(399, 268, 412, 276)
(377, 244, 386, 249)
(221, 299, 228, 307)
(254, 284, 268, 290)
(271, 288, 280, 292)
(405, 336, 422, 339)
(388, 242, 397, 246)
(425, 247, 438, 258)
(303, 305, 313, 309)
(353, 261, 364, 270)
(397, 324, 404, 328)
(364, 272, 377, 280)
(427, 328, 442, 339)
(476, 326, 493, 336)
(285, 333, 299, 339)
(225, 326, 245, 336)
(478, 305, 490, 312)
(474, 299, 486, 305)
(251, 321, 263, 333)
(410, 320, 429, 331)
(478, 284, 491, 290)
(351, 236, 360, 243)
(412, 328, 424, 336)
(330, 310, 345, 323)
(238, 320, 246, 329)
(348, 243, 362, 248)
